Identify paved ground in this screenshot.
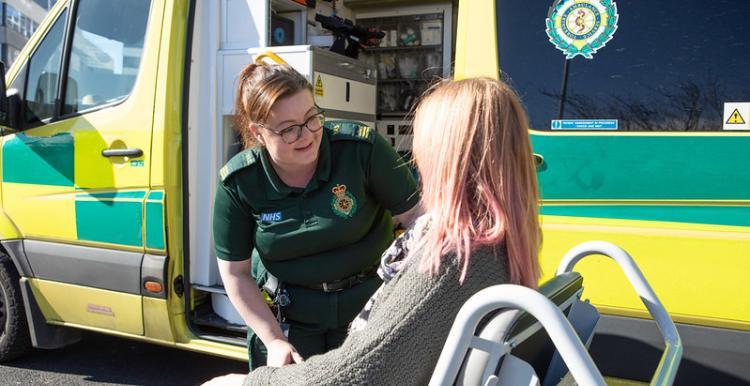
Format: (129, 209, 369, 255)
(0, 331, 248, 385)
(2, 328, 747, 385)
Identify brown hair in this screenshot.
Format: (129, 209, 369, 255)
(233, 63, 312, 148)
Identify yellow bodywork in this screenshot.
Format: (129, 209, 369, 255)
(143, 297, 174, 341)
(30, 279, 144, 335)
(29, 278, 246, 360)
(2, 114, 79, 243)
(0, 208, 22, 240)
(540, 215, 750, 331)
(1, 0, 162, 246)
(454, 0, 498, 80)
(153, 0, 193, 343)
(3, 183, 76, 240)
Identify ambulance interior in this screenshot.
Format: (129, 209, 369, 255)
(185, 0, 455, 342)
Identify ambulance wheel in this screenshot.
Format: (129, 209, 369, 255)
(0, 253, 31, 362)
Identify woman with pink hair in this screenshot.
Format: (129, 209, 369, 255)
(205, 77, 541, 386)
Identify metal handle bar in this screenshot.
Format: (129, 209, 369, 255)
(253, 51, 289, 66)
(556, 241, 683, 386)
(430, 285, 606, 386)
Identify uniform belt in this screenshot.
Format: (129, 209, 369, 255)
(303, 267, 378, 293)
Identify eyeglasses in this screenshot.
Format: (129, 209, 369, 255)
(261, 111, 326, 144)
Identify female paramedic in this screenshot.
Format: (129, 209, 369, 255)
(212, 63, 421, 369)
(206, 77, 542, 385)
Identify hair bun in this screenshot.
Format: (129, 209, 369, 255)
(240, 62, 264, 82)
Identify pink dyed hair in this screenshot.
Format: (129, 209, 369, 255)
(412, 78, 541, 288)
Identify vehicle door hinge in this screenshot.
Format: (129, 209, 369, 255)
(173, 275, 184, 297)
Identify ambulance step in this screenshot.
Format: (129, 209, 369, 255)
(192, 304, 247, 335)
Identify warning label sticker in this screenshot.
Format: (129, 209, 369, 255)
(315, 74, 324, 97)
(726, 109, 745, 124)
(723, 103, 749, 130)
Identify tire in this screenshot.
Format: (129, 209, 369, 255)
(0, 252, 32, 361)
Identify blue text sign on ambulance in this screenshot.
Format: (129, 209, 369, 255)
(550, 119, 618, 130)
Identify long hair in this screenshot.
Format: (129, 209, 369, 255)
(412, 78, 541, 288)
(233, 63, 312, 148)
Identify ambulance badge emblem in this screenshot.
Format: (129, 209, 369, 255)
(331, 184, 358, 218)
(545, 0, 619, 59)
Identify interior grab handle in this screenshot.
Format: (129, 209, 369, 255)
(253, 51, 289, 66)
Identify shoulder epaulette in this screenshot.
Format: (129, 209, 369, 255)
(326, 120, 376, 144)
(219, 149, 257, 182)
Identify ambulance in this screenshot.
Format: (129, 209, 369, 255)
(0, 0, 747, 384)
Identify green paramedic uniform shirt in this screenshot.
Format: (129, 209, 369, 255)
(213, 121, 420, 286)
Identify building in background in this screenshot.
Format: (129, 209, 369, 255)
(1, 0, 57, 66)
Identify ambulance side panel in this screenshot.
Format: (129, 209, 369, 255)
(489, 0, 750, 382)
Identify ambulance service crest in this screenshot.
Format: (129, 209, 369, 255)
(331, 184, 358, 218)
(546, 0, 619, 59)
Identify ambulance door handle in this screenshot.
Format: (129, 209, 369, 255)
(102, 148, 143, 158)
(533, 153, 545, 168)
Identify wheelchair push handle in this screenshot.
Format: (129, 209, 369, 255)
(430, 285, 607, 386)
(557, 241, 683, 386)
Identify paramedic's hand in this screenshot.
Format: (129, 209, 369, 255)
(267, 338, 305, 367)
(201, 373, 245, 386)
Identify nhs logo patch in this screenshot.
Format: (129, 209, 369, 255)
(260, 212, 283, 223)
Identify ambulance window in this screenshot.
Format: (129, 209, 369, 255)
(496, 0, 750, 132)
(24, 9, 67, 128)
(62, 0, 151, 115)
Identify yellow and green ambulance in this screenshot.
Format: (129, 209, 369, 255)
(0, 0, 747, 384)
